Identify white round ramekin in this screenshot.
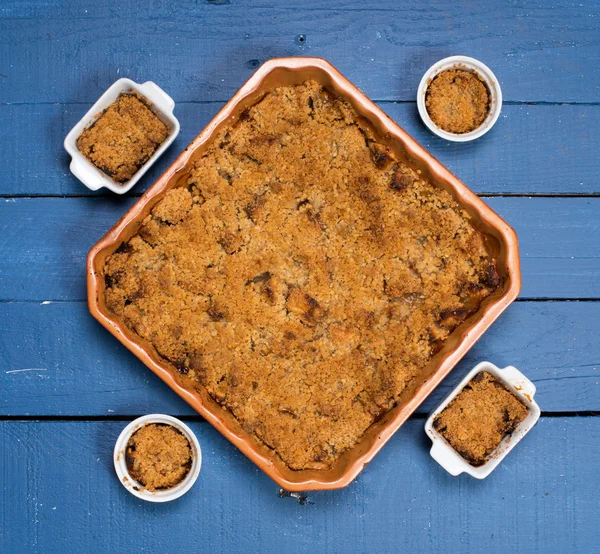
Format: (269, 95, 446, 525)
(417, 56, 502, 142)
(64, 78, 180, 194)
(114, 414, 201, 502)
(425, 361, 540, 479)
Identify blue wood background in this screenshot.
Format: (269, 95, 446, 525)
(1, 1, 599, 552)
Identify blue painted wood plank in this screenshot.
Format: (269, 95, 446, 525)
(1, 300, 598, 416)
(1, 418, 598, 553)
(0, 1, 598, 104)
(3, 102, 599, 196)
(0, 196, 135, 301)
(0, 197, 598, 301)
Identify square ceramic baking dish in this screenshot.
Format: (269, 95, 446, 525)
(425, 361, 540, 478)
(64, 78, 180, 194)
(87, 57, 521, 491)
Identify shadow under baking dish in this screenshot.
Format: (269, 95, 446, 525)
(88, 57, 521, 491)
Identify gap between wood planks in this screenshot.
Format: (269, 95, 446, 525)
(0, 412, 597, 422)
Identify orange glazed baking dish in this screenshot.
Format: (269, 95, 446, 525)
(87, 57, 521, 491)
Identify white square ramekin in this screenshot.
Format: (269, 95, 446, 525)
(64, 78, 180, 194)
(425, 361, 540, 479)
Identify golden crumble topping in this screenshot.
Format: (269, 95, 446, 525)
(77, 91, 169, 183)
(426, 69, 490, 134)
(126, 423, 192, 491)
(433, 372, 528, 466)
(104, 81, 499, 470)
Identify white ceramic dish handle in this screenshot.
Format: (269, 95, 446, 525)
(69, 158, 105, 191)
(429, 441, 465, 476)
(138, 81, 176, 114)
(500, 365, 537, 398)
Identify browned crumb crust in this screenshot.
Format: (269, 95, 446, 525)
(425, 69, 490, 134)
(77, 91, 169, 183)
(126, 423, 192, 491)
(104, 80, 500, 470)
(433, 372, 528, 466)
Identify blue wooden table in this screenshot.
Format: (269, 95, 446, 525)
(1, 1, 599, 552)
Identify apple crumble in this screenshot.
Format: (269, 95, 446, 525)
(126, 423, 192, 491)
(433, 371, 528, 466)
(77, 91, 169, 183)
(103, 80, 500, 470)
(426, 69, 490, 134)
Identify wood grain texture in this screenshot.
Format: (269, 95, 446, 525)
(1, 197, 599, 301)
(1, 418, 598, 553)
(4, 102, 599, 196)
(0, 300, 598, 416)
(0, 1, 598, 104)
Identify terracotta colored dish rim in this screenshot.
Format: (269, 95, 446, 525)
(87, 57, 521, 491)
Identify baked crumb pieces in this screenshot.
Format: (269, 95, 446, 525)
(126, 423, 192, 491)
(104, 80, 499, 470)
(77, 91, 169, 183)
(433, 372, 529, 466)
(425, 69, 490, 134)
